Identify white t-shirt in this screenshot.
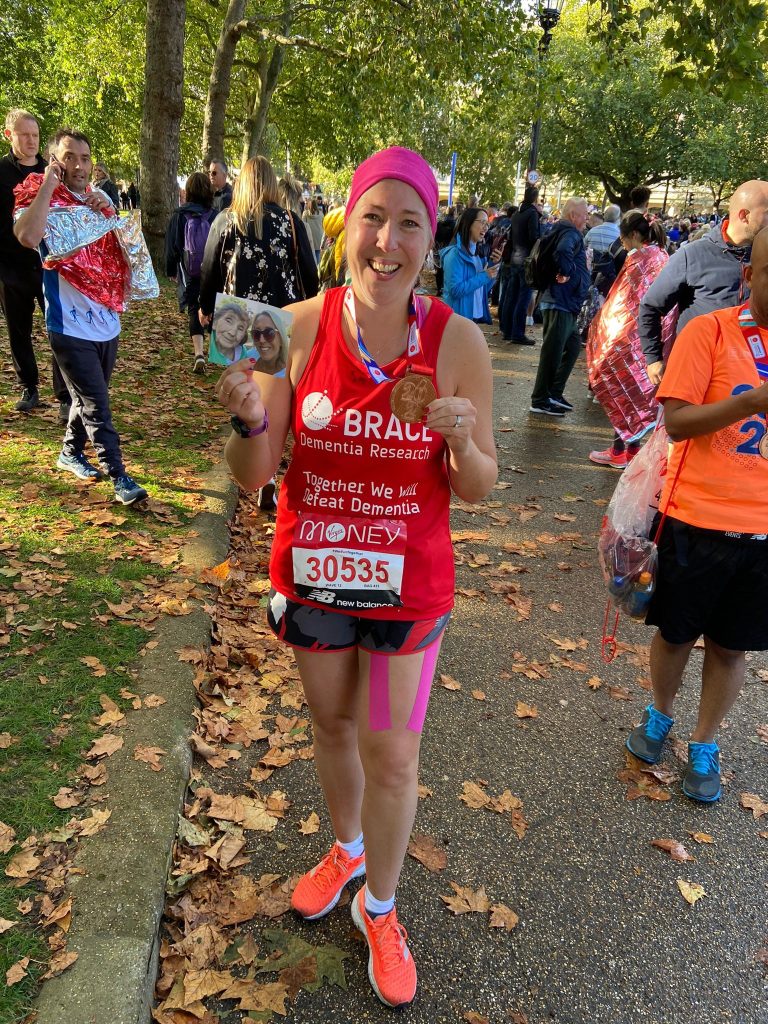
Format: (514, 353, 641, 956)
(40, 266, 120, 341)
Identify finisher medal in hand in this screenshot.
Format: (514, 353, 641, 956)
(390, 372, 437, 424)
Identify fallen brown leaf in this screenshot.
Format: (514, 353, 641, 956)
(298, 812, 320, 835)
(740, 792, 768, 818)
(6, 957, 29, 986)
(463, 1013, 490, 1024)
(407, 832, 447, 872)
(5, 849, 40, 879)
(77, 808, 112, 837)
(0, 917, 17, 935)
(0, 820, 16, 854)
(651, 839, 695, 863)
(52, 787, 82, 809)
(439, 673, 462, 691)
(586, 676, 602, 690)
(489, 903, 520, 931)
(608, 685, 632, 701)
(43, 949, 79, 979)
(471, 689, 486, 701)
(440, 882, 491, 915)
(134, 745, 167, 771)
(86, 734, 124, 759)
(515, 701, 538, 719)
(689, 831, 714, 844)
(459, 781, 490, 809)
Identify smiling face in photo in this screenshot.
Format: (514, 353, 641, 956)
(251, 313, 282, 363)
(214, 308, 248, 355)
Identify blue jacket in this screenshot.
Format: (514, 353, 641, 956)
(440, 239, 493, 323)
(638, 222, 750, 363)
(539, 221, 590, 314)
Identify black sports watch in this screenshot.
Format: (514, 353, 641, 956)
(230, 411, 269, 437)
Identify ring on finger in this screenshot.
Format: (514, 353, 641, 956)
(455, 414, 462, 427)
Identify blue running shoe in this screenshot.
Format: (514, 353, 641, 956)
(113, 474, 148, 505)
(56, 451, 104, 481)
(626, 704, 674, 764)
(682, 741, 721, 802)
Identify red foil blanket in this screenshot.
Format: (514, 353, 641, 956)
(586, 244, 677, 443)
(13, 174, 131, 312)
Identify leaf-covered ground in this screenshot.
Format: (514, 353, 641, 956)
(0, 286, 226, 1022)
(152, 320, 768, 1023)
(3, 296, 768, 1023)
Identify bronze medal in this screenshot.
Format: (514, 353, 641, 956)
(759, 431, 768, 461)
(390, 373, 437, 423)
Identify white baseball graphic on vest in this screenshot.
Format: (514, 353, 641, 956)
(301, 391, 334, 430)
(325, 522, 346, 543)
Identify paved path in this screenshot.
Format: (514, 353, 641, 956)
(170, 325, 768, 1024)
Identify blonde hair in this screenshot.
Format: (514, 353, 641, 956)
(229, 156, 279, 237)
(278, 173, 303, 215)
(5, 108, 38, 133)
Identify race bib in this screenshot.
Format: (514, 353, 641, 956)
(292, 514, 406, 609)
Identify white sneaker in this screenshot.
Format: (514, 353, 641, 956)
(526, 316, 534, 327)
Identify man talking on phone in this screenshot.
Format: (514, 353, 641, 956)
(13, 127, 147, 505)
(0, 108, 70, 418)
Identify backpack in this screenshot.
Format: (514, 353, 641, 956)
(183, 210, 215, 277)
(524, 227, 562, 290)
(592, 236, 624, 297)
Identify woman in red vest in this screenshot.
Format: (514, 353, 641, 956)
(215, 148, 497, 1008)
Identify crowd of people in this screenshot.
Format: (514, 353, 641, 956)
(2, 104, 768, 1009)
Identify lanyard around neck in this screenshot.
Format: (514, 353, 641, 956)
(738, 304, 768, 379)
(343, 287, 427, 384)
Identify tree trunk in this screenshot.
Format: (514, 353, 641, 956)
(202, 0, 248, 167)
(139, 0, 186, 270)
(241, 0, 292, 162)
(603, 179, 634, 211)
(242, 44, 285, 161)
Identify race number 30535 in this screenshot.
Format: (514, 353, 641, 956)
(292, 514, 406, 607)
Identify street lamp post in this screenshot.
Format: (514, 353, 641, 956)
(527, 0, 565, 181)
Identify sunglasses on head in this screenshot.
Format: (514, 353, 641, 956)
(252, 327, 277, 341)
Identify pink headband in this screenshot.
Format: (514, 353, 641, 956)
(345, 146, 439, 236)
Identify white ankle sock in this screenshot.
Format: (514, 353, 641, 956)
(338, 832, 364, 858)
(365, 888, 395, 917)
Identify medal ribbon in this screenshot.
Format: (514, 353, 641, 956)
(737, 304, 768, 379)
(343, 287, 429, 384)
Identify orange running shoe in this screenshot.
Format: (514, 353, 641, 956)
(351, 887, 417, 1007)
(290, 843, 365, 920)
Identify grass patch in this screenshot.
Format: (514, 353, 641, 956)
(0, 283, 226, 1021)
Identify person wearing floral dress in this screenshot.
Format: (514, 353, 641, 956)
(199, 155, 317, 320)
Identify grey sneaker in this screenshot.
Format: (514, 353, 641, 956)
(626, 704, 674, 764)
(113, 473, 148, 505)
(113, 474, 148, 505)
(15, 387, 40, 412)
(56, 452, 104, 481)
(682, 741, 721, 802)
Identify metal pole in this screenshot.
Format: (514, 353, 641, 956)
(528, 119, 542, 173)
(662, 177, 671, 216)
(513, 158, 522, 205)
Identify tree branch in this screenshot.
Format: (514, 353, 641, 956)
(232, 18, 339, 56)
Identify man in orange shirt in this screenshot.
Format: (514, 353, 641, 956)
(626, 226, 768, 802)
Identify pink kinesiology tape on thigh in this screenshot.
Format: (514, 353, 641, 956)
(368, 653, 392, 731)
(406, 639, 440, 733)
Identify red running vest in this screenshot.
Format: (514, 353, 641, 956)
(269, 286, 455, 620)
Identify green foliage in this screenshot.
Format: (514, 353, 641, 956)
(597, 0, 768, 97)
(539, 12, 694, 204)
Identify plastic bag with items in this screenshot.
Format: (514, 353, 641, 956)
(598, 423, 669, 620)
